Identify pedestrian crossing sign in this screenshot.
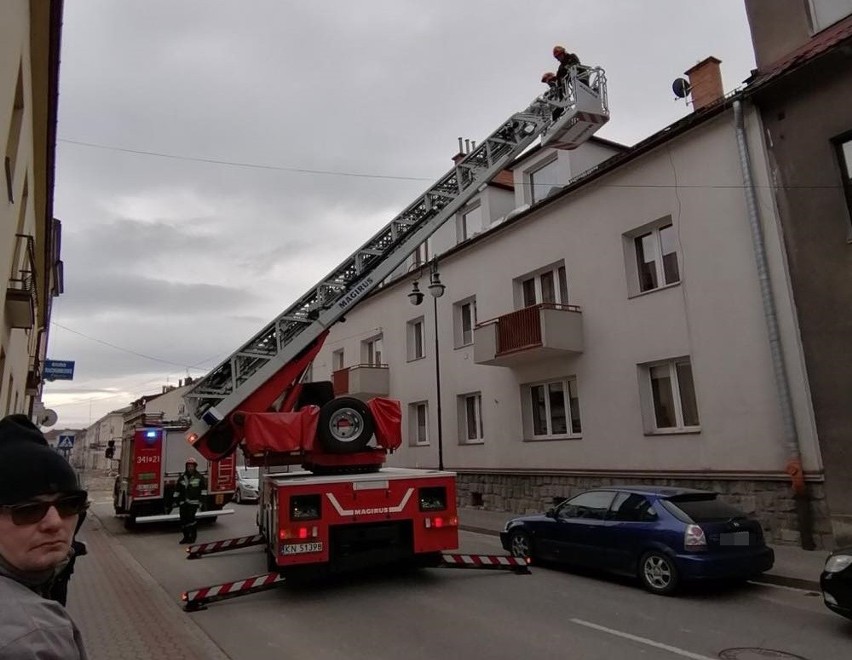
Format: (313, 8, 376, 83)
(57, 435, 75, 449)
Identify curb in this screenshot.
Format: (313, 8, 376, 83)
(459, 523, 822, 592)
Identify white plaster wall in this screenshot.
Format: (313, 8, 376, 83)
(315, 106, 819, 478)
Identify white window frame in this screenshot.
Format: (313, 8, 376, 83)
(332, 349, 344, 371)
(453, 297, 477, 348)
(407, 317, 425, 361)
(527, 156, 560, 204)
(524, 377, 582, 440)
(639, 357, 701, 434)
(624, 219, 680, 296)
(459, 392, 484, 444)
(409, 402, 429, 446)
(362, 335, 384, 366)
(410, 240, 430, 269)
(458, 203, 484, 243)
(516, 263, 569, 309)
(832, 132, 852, 239)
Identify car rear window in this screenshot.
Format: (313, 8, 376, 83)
(662, 496, 745, 522)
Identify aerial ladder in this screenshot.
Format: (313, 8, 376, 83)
(183, 64, 609, 466)
(177, 64, 609, 611)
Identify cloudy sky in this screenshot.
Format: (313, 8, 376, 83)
(43, 0, 756, 429)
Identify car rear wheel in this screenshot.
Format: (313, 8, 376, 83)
(509, 530, 533, 561)
(639, 551, 679, 595)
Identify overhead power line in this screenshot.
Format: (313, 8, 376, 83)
(58, 138, 432, 182)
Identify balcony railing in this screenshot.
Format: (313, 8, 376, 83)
(331, 363, 390, 400)
(5, 234, 37, 329)
(474, 303, 583, 367)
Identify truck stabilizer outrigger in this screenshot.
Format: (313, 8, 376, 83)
(181, 544, 530, 612)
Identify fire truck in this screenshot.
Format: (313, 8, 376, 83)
(178, 63, 609, 610)
(113, 413, 236, 528)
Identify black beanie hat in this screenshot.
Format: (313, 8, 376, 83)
(0, 414, 83, 505)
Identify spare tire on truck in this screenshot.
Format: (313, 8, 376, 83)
(317, 397, 374, 454)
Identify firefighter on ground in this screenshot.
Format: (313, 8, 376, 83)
(174, 457, 207, 544)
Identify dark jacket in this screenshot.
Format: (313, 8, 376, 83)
(556, 52, 581, 82)
(175, 470, 208, 507)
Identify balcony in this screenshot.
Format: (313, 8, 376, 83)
(473, 303, 583, 367)
(5, 234, 37, 330)
(332, 364, 390, 400)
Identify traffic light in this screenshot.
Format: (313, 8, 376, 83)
(105, 439, 115, 459)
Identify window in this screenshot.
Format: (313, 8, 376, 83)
(632, 224, 680, 293)
(458, 204, 483, 242)
(332, 349, 344, 371)
(363, 335, 383, 366)
(407, 318, 425, 360)
(411, 241, 430, 268)
(527, 378, 581, 438)
(557, 491, 615, 520)
(641, 358, 700, 432)
(661, 494, 746, 523)
(609, 492, 657, 522)
(833, 133, 852, 234)
(528, 157, 560, 204)
(459, 393, 484, 443)
(518, 264, 569, 308)
(453, 298, 477, 347)
(409, 402, 429, 446)
(5, 64, 24, 203)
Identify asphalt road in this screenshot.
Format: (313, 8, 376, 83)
(92, 501, 851, 660)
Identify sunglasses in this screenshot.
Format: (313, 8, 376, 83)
(0, 493, 89, 526)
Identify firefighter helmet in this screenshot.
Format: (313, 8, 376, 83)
(185, 457, 198, 466)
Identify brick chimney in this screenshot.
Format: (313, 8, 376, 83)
(684, 56, 723, 110)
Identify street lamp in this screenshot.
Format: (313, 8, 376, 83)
(409, 258, 446, 470)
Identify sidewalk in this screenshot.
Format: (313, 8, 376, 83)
(457, 507, 828, 591)
(66, 476, 229, 660)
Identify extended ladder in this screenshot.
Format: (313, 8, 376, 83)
(184, 66, 609, 456)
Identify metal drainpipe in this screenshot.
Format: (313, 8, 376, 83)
(733, 99, 815, 550)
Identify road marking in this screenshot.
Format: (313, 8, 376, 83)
(570, 618, 716, 660)
(747, 580, 820, 595)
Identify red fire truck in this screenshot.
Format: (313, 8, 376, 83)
(177, 63, 609, 610)
(113, 416, 236, 527)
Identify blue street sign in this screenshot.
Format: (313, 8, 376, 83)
(57, 435, 75, 449)
(44, 360, 75, 381)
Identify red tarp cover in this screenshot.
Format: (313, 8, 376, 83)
(368, 397, 402, 450)
(241, 407, 319, 454)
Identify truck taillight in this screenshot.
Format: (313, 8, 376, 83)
(424, 515, 458, 529)
(279, 526, 319, 541)
(186, 432, 198, 445)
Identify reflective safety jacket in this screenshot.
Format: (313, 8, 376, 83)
(175, 471, 208, 506)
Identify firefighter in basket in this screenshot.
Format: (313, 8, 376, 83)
(174, 457, 207, 544)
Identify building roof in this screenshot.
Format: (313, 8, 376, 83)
(748, 12, 852, 87)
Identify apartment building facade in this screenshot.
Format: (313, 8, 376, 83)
(744, 0, 852, 544)
(0, 0, 64, 419)
(313, 55, 838, 547)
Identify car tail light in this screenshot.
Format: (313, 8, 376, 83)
(424, 515, 458, 529)
(684, 524, 707, 550)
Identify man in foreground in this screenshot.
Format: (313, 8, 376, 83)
(0, 414, 90, 659)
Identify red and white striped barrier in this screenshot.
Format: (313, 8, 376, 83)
(182, 572, 285, 611)
(440, 553, 531, 573)
(186, 534, 265, 560)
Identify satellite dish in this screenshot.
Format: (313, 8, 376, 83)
(672, 78, 692, 99)
(40, 409, 58, 427)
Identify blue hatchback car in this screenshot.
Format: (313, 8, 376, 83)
(499, 486, 774, 595)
